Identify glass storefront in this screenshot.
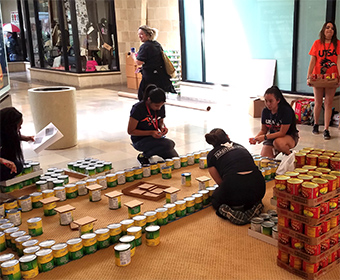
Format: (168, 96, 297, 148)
(21, 0, 119, 73)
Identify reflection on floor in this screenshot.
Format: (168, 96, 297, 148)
(6, 71, 340, 173)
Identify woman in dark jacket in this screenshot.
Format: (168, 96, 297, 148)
(130, 25, 176, 100)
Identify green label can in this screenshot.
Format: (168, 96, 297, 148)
(193, 193, 203, 210)
(0, 232, 6, 252)
(43, 202, 57, 216)
(66, 238, 83, 260)
(1, 259, 21, 280)
(104, 161, 112, 171)
(198, 189, 210, 205)
(119, 235, 135, 257)
(161, 166, 172, 179)
(156, 208, 168, 225)
(35, 249, 54, 272)
(15, 235, 31, 257)
(150, 163, 158, 175)
(106, 174, 118, 188)
(114, 243, 131, 267)
(120, 219, 134, 235)
(133, 215, 146, 233)
(107, 223, 122, 244)
(194, 152, 200, 163)
(144, 211, 157, 226)
(65, 184, 78, 199)
(184, 197, 195, 214)
(145, 225, 160, 246)
(133, 167, 143, 180)
(94, 228, 110, 249)
(30, 193, 43, 208)
(19, 254, 39, 279)
(27, 217, 43, 237)
(175, 200, 186, 217)
(128, 205, 141, 218)
(51, 243, 69, 266)
(81, 233, 97, 255)
(124, 169, 134, 182)
(4, 227, 19, 248)
(79, 223, 93, 235)
(180, 156, 188, 167)
(163, 203, 176, 221)
(127, 226, 142, 246)
(10, 230, 26, 251)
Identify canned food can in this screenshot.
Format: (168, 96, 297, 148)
(27, 217, 43, 237)
(250, 217, 264, 232)
(30, 193, 43, 208)
(199, 157, 207, 169)
(145, 225, 160, 246)
(114, 243, 131, 267)
(183, 197, 195, 214)
(120, 219, 134, 235)
(119, 235, 135, 257)
(127, 226, 142, 247)
(192, 193, 203, 210)
(172, 157, 181, 169)
(181, 172, 191, 187)
(150, 163, 158, 175)
(163, 203, 176, 221)
(35, 249, 54, 272)
(94, 228, 110, 249)
(1, 259, 21, 280)
(175, 200, 186, 217)
(133, 167, 143, 180)
(107, 223, 122, 244)
(18, 196, 32, 212)
(116, 171, 126, 185)
(133, 215, 147, 233)
(106, 174, 118, 188)
(66, 238, 83, 260)
(144, 211, 157, 226)
(161, 166, 172, 179)
(142, 164, 151, 177)
(6, 209, 21, 226)
(19, 254, 39, 279)
(155, 207, 168, 225)
(51, 243, 69, 266)
(43, 201, 57, 216)
(65, 184, 78, 199)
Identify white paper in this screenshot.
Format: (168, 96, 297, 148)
(31, 122, 64, 153)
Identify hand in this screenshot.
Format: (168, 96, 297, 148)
(160, 126, 168, 136)
(22, 135, 35, 142)
(254, 135, 265, 144)
(151, 130, 163, 139)
(307, 78, 312, 87)
(2, 159, 17, 174)
(249, 137, 257, 145)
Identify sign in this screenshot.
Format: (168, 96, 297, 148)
(11, 11, 19, 26)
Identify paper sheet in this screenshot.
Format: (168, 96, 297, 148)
(31, 122, 63, 153)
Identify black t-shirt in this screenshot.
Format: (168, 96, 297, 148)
(261, 105, 298, 136)
(207, 142, 257, 178)
(137, 40, 163, 71)
(130, 101, 165, 143)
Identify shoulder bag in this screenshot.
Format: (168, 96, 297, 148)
(161, 51, 176, 78)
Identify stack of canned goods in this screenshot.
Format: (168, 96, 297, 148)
(0, 160, 41, 193)
(252, 154, 279, 180)
(250, 209, 278, 240)
(67, 158, 112, 175)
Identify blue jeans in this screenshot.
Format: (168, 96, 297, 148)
(132, 136, 179, 159)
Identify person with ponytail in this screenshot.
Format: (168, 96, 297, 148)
(205, 128, 265, 225)
(128, 84, 178, 164)
(130, 25, 176, 101)
(249, 86, 299, 158)
(0, 107, 34, 181)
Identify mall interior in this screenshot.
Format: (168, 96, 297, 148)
(0, 1, 340, 280)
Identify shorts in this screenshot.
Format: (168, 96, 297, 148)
(263, 133, 299, 147)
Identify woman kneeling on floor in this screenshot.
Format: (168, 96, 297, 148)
(205, 128, 266, 225)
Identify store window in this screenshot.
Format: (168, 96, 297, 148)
(24, 0, 118, 73)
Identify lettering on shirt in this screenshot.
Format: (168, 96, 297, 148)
(265, 118, 281, 132)
(140, 115, 161, 127)
(213, 144, 245, 160)
(318, 49, 337, 58)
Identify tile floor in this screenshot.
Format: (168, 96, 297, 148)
(5, 71, 340, 173)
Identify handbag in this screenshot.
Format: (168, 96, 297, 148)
(161, 51, 176, 78)
(276, 151, 296, 175)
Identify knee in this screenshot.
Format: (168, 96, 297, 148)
(163, 139, 175, 149)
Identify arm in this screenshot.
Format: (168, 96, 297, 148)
(254, 124, 291, 143)
(127, 117, 162, 138)
(307, 55, 316, 86)
(208, 166, 222, 185)
(337, 54, 340, 86)
(130, 52, 144, 66)
(249, 124, 268, 144)
(20, 135, 35, 142)
(0, 157, 17, 173)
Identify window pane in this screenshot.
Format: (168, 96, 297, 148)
(183, 0, 202, 82)
(296, 0, 327, 92)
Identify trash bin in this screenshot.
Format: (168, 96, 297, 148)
(28, 86, 77, 150)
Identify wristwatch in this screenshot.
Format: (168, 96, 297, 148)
(264, 135, 267, 140)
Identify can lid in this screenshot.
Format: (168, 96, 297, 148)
(15, 235, 31, 243)
(39, 240, 56, 248)
(192, 193, 203, 198)
(3, 227, 19, 234)
(145, 225, 160, 232)
(119, 235, 135, 242)
(120, 219, 134, 225)
(198, 190, 209, 194)
(163, 203, 175, 208)
(114, 243, 130, 251)
(181, 172, 191, 176)
(143, 211, 156, 216)
(10, 230, 26, 238)
(35, 249, 52, 256)
(36, 180, 47, 185)
(66, 238, 82, 245)
(6, 208, 19, 214)
(183, 197, 195, 202)
(23, 245, 40, 254)
(19, 254, 36, 263)
(0, 253, 15, 263)
(107, 223, 122, 229)
(94, 228, 109, 234)
(22, 239, 39, 247)
(65, 183, 76, 188)
(80, 233, 96, 240)
(132, 215, 146, 221)
(27, 217, 42, 223)
(127, 226, 142, 233)
(174, 200, 186, 204)
(54, 180, 65, 184)
(18, 195, 30, 200)
(1, 259, 19, 268)
(155, 207, 168, 212)
(51, 243, 67, 250)
(262, 221, 275, 227)
(251, 217, 264, 224)
(30, 192, 42, 197)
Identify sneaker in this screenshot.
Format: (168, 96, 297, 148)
(323, 129, 331, 140)
(137, 153, 150, 164)
(312, 124, 319, 134)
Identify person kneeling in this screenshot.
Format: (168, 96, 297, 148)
(128, 84, 179, 164)
(206, 128, 266, 225)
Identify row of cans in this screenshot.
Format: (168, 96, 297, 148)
(277, 248, 340, 273)
(66, 158, 112, 175)
(295, 147, 340, 170)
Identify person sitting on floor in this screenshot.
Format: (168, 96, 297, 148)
(205, 128, 265, 225)
(0, 107, 34, 181)
(128, 84, 179, 164)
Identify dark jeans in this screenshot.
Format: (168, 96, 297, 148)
(0, 160, 23, 181)
(132, 136, 179, 159)
(211, 169, 266, 211)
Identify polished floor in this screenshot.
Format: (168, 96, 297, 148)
(6, 71, 340, 173)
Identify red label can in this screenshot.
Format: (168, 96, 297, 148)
(304, 224, 322, 237)
(289, 255, 302, 270)
(319, 257, 329, 269)
(321, 174, 337, 191)
(301, 182, 319, 198)
(321, 220, 331, 234)
(329, 198, 338, 211)
(277, 249, 289, 264)
(303, 206, 321, 219)
(302, 261, 319, 273)
(290, 219, 303, 233)
(329, 251, 338, 263)
(311, 178, 328, 195)
(320, 201, 330, 217)
(287, 178, 303, 195)
(304, 243, 321, 256)
(277, 198, 289, 209)
(330, 215, 339, 228)
(278, 232, 290, 245)
(320, 238, 330, 252)
(330, 157, 340, 171)
(289, 202, 303, 214)
(278, 216, 290, 228)
(330, 233, 339, 247)
(295, 153, 306, 168)
(291, 237, 304, 250)
(318, 156, 330, 168)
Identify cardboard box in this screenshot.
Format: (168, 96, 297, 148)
(126, 64, 138, 77)
(126, 54, 135, 66)
(127, 76, 138, 89)
(249, 98, 265, 118)
(310, 78, 338, 88)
